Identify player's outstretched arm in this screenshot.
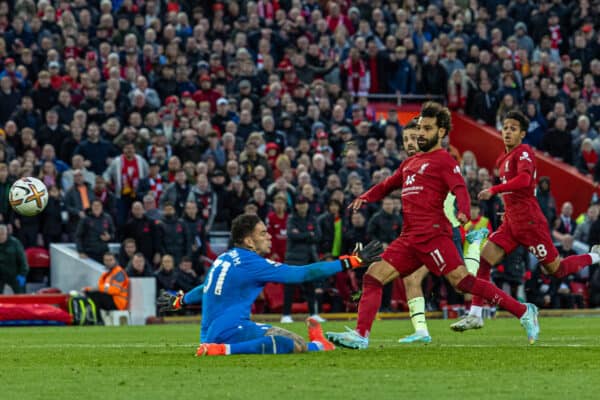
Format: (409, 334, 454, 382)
(258, 241, 383, 284)
(355, 167, 404, 206)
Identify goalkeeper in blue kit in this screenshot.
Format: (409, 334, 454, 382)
(158, 213, 382, 356)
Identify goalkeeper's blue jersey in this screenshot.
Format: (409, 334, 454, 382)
(200, 247, 342, 342)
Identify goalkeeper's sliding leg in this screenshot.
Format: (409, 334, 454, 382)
(398, 266, 431, 344)
(158, 285, 337, 356)
(197, 317, 335, 356)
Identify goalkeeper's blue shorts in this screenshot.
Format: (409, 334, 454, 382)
(205, 316, 272, 344)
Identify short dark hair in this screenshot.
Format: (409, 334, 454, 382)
(231, 213, 262, 246)
(404, 117, 419, 131)
(504, 110, 529, 132)
(420, 101, 452, 136)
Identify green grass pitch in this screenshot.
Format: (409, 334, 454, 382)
(1, 317, 600, 400)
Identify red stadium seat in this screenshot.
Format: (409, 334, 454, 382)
(25, 247, 50, 269)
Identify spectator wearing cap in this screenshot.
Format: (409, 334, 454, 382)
(212, 98, 235, 134)
(192, 74, 220, 112)
(514, 22, 535, 57)
(281, 194, 323, 323)
(0, 58, 24, 90)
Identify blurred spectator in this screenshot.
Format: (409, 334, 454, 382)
(175, 256, 203, 292)
(156, 254, 177, 293)
(103, 141, 149, 223)
(576, 138, 598, 176)
(158, 202, 190, 265)
(64, 169, 94, 234)
(74, 123, 119, 175)
(181, 200, 207, 273)
(75, 199, 115, 263)
(281, 195, 322, 323)
(125, 252, 154, 278)
(61, 155, 96, 192)
(119, 238, 138, 268)
(42, 185, 64, 247)
(159, 169, 190, 216)
(0, 224, 28, 294)
(552, 201, 577, 242)
(266, 193, 288, 263)
(574, 204, 599, 245)
(121, 201, 161, 266)
(536, 177, 557, 228)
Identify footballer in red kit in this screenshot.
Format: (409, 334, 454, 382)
(326, 102, 540, 348)
(453, 110, 600, 330)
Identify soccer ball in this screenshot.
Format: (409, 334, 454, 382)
(9, 177, 49, 216)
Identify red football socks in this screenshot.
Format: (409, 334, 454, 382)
(471, 257, 492, 307)
(355, 274, 383, 338)
(553, 254, 593, 278)
(457, 274, 526, 318)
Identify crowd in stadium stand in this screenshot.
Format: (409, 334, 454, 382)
(0, 0, 599, 312)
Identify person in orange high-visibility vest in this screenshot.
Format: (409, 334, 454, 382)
(84, 252, 130, 322)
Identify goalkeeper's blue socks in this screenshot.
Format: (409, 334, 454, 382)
(229, 336, 296, 355)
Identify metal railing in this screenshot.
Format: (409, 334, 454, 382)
(364, 93, 446, 106)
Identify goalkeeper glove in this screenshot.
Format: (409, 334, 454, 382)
(157, 290, 185, 313)
(339, 240, 383, 270)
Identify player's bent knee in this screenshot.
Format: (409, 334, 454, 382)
(366, 260, 399, 285)
(445, 266, 469, 290)
(542, 258, 560, 275)
(481, 241, 505, 265)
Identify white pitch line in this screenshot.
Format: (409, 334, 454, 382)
(2, 342, 600, 349)
(1, 343, 197, 349)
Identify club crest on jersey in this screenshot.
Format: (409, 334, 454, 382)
(453, 165, 460, 174)
(405, 174, 416, 185)
(519, 151, 531, 162)
(418, 163, 430, 174)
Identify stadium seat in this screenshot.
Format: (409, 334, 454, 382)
(25, 247, 50, 269)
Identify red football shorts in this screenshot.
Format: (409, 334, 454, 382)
(489, 217, 559, 263)
(382, 235, 464, 277)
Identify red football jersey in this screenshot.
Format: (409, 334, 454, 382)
(362, 149, 470, 242)
(266, 211, 288, 262)
(492, 143, 546, 223)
